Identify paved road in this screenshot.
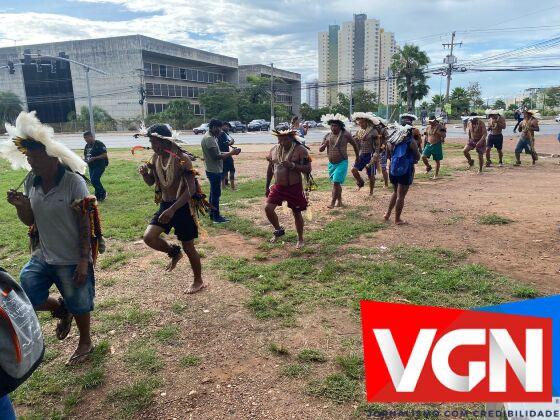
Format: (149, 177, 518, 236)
(3, 122, 558, 150)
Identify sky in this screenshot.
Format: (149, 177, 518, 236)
(1, 0, 559, 104)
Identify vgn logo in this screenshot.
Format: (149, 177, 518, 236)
(360, 300, 556, 402)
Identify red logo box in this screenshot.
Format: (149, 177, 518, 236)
(361, 301, 552, 402)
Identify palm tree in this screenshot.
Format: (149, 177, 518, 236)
(431, 95, 445, 108)
(0, 91, 22, 124)
(391, 44, 430, 111)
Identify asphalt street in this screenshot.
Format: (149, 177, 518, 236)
(3, 122, 558, 150)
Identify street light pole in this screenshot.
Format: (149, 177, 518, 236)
(85, 68, 95, 135)
(270, 63, 275, 131)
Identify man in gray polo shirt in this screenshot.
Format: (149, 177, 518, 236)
(201, 119, 241, 223)
(7, 138, 95, 366)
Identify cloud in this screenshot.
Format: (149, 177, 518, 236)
(1, 0, 559, 100)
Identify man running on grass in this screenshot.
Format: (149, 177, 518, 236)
(350, 112, 380, 195)
(138, 124, 204, 294)
(265, 130, 311, 249)
(422, 114, 446, 179)
(485, 109, 506, 167)
(3, 111, 96, 366)
(464, 113, 487, 173)
(319, 114, 359, 208)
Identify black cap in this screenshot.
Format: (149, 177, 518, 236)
(469, 112, 478, 117)
(208, 119, 223, 129)
(147, 123, 172, 138)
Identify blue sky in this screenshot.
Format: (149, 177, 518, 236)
(1, 0, 559, 104)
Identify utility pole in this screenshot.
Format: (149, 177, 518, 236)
(270, 63, 274, 130)
(349, 80, 353, 119)
(442, 32, 462, 103)
(85, 68, 95, 135)
(386, 68, 391, 120)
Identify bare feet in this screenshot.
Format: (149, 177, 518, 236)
(66, 343, 93, 366)
(185, 281, 206, 294)
(296, 240, 304, 250)
(383, 214, 390, 222)
(327, 204, 335, 209)
(432, 174, 438, 180)
(166, 252, 183, 272)
(335, 202, 343, 208)
(426, 165, 432, 173)
(395, 219, 409, 225)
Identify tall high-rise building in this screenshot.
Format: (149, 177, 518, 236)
(318, 24, 339, 107)
(306, 78, 319, 109)
(318, 14, 398, 109)
(379, 29, 398, 106)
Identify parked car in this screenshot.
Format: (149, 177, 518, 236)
(248, 119, 270, 131)
(229, 121, 247, 133)
(193, 123, 209, 135)
(316, 122, 325, 128)
(304, 120, 318, 128)
(275, 122, 289, 131)
(555, 115, 560, 122)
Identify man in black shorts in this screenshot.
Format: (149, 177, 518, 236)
(138, 124, 204, 294)
(485, 109, 506, 167)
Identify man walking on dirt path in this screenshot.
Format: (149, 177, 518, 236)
(485, 109, 506, 167)
(421, 115, 446, 179)
(514, 109, 540, 166)
(464, 113, 487, 173)
(384, 124, 421, 225)
(218, 122, 237, 190)
(319, 114, 359, 209)
(138, 124, 204, 294)
(350, 112, 380, 195)
(265, 130, 312, 249)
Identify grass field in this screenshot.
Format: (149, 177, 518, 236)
(0, 143, 545, 419)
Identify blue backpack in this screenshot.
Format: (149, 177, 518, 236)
(390, 136, 413, 177)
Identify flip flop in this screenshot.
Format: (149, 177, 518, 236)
(65, 346, 93, 366)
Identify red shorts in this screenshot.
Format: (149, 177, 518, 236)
(267, 183, 307, 211)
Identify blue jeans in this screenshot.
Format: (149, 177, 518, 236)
(206, 171, 222, 220)
(0, 395, 16, 420)
(89, 165, 106, 200)
(20, 256, 95, 315)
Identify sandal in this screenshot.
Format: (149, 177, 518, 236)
(66, 346, 93, 366)
(51, 297, 73, 340)
(270, 227, 285, 243)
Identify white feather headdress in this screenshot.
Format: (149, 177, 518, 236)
(0, 111, 86, 174)
(321, 113, 349, 125)
(351, 112, 380, 125)
(485, 109, 505, 116)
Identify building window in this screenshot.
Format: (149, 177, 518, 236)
(173, 67, 180, 79)
(151, 64, 159, 77)
(180, 68, 187, 80)
(182, 86, 188, 97)
(161, 84, 169, 96)
(153, 84, 161, 96)
(193, 87, 199, 98)
(144, 62, 152, 76)
(198, 71, 204, 82)
(147, 103, 156, 114)
(169, 85, 176, 97)
(188, 86, 194, 97)
(159, 65, 167, 78)
(193, 104, 202, 115)
(146, 83, 153, 96)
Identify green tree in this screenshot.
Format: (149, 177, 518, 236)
(494, 99, 506, 109)
(391, 44, 430, 110)
(507, 103, 518, 112)
(70, 105, 115, 124)
(238, 75, 283, 122)
(450, 87, 470, 116)
(300, 103, 316, 121)
(162, 99, 195, 129)
(466, 82, 482, 107)
(199, 82, 239, 121)
(544, 87, 560, 109)
(431, 94, 445, 109)
(0, 91, 22, 124)
(274, 104, 291, 122)
(521, 97, 532, 108)
(331, 93, 350, 116)
(352, 88, 378, 112)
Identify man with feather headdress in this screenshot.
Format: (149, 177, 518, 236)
(1, 111, 98, 366)
(137, 124, 204, 294)
(319, 113, 360, 208)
